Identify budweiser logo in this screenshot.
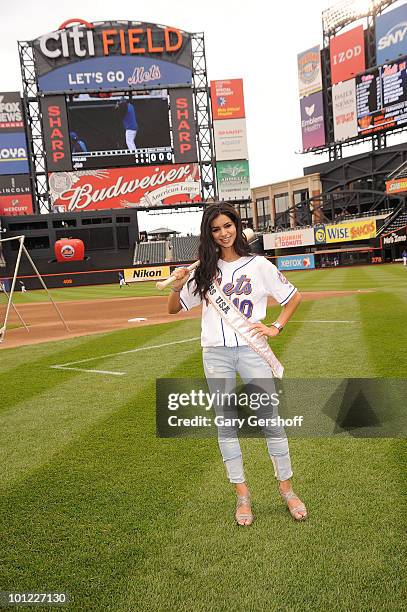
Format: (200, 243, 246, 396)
(55, 165, 194, 210)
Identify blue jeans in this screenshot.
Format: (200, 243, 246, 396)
(203, 346, 293, 484)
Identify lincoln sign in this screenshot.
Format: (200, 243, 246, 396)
(48, 163, 201, 211)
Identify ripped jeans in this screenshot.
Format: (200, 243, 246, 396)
(203, 346, 293, 484)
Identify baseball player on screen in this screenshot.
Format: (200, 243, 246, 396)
(167, 202, 307, 526)
(116, 98, 138, 151)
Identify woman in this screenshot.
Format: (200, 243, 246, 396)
(168, 203, 307, 525)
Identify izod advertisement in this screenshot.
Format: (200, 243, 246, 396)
(213, 119, 248, 161)
(330, 25, 365, 85)
(33, 20, 193, 92)
(332, 79, 358, 142)
(216, 160, 250, 200)
(297, 46, 322, 98)
(40, 96, 72, 172)
(314, 219, 377, 244)
(300, 91, 325, 149)
(210, 80, 245, 120)
(376, 3, 407, 65)
(169, 88, 197, 163)
(48, 163, 201, 211)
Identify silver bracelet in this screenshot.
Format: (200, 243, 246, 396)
(271, 321, 284, 333)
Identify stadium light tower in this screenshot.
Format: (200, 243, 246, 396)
(322, 0, 395, 36)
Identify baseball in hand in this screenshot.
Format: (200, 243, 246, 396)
(243, 228, 254, 242)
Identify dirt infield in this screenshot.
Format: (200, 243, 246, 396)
(1, 291, 370, 349)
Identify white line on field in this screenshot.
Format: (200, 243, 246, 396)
(290, 320, 356, 323)
(50, 336, 200, 376)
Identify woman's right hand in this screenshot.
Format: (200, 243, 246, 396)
(171, 267, 190, 290)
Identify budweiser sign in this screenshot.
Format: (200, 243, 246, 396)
(49, 164, 201, 211)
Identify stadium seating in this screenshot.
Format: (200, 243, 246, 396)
(133, 240, 166, 265)
(170, 235, 199, 261)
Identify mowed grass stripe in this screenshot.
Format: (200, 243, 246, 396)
(8, 281, 166, 304)
(0, 319, 199, 409)
(1, 348, 404, 610)
(279, 294, 373, 377)
(113, 438, 405, 611)
(358, 289, 406, 377)
(0, 321, 201, 489)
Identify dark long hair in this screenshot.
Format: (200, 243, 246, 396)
(193, 202, 252, 299)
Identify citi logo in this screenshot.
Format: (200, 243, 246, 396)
(378, 22, 407, 50)
(332, 45, 362, 65)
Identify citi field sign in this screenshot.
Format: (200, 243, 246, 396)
(32, 19, 193, 92)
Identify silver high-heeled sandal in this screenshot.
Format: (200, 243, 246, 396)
(280, 489, 307, 521)
(235, 494, 254, 526)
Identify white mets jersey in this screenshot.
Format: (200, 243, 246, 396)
(179, 255, 297, 347)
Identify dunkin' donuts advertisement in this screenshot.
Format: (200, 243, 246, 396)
(48, 163, 201, 211)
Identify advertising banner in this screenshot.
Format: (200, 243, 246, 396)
(33, 21, 193, 93)
(48, 163, 201, 212)
(0, 132, 29, 175)
(169, 88, 198, 163)
(210, 79, 245, 120)
(0, 176, 33, 215)
(263, 228, 315, 250)
(124, 265, 171, 282)
(314, 219, 377, 245)
(216, 160, 250, 200)
(356, 60, 407, 136)
(276, 254, 315, 271)
(381, 225, 407, 247)
(0, 92, 24, 132)
(330, 25, 365, 85)
(0, 194, 33, 216)
(41, 96, 73, 172)
(332, 79, 358, 141)
(386, 177, 407, 193)
(376, 3, 407, 65)
(0, 174, 31, 196)
(300, 91, 325, 149)
(213, 119, 248, 161)
(297, 46, 322, 98)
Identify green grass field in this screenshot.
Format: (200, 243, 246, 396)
(0, 265, 406, 611)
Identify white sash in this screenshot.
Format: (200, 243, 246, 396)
(206, 280, 284, 379)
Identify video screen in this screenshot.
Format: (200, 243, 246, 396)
(67, 92, 173, 170)
(356, 60, 407, 136)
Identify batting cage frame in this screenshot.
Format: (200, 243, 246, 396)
(0, 236, 70, 343)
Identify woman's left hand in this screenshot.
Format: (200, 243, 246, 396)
(248, 322, 280, 339)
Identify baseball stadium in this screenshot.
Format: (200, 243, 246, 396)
(0, 1, 406, 611)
